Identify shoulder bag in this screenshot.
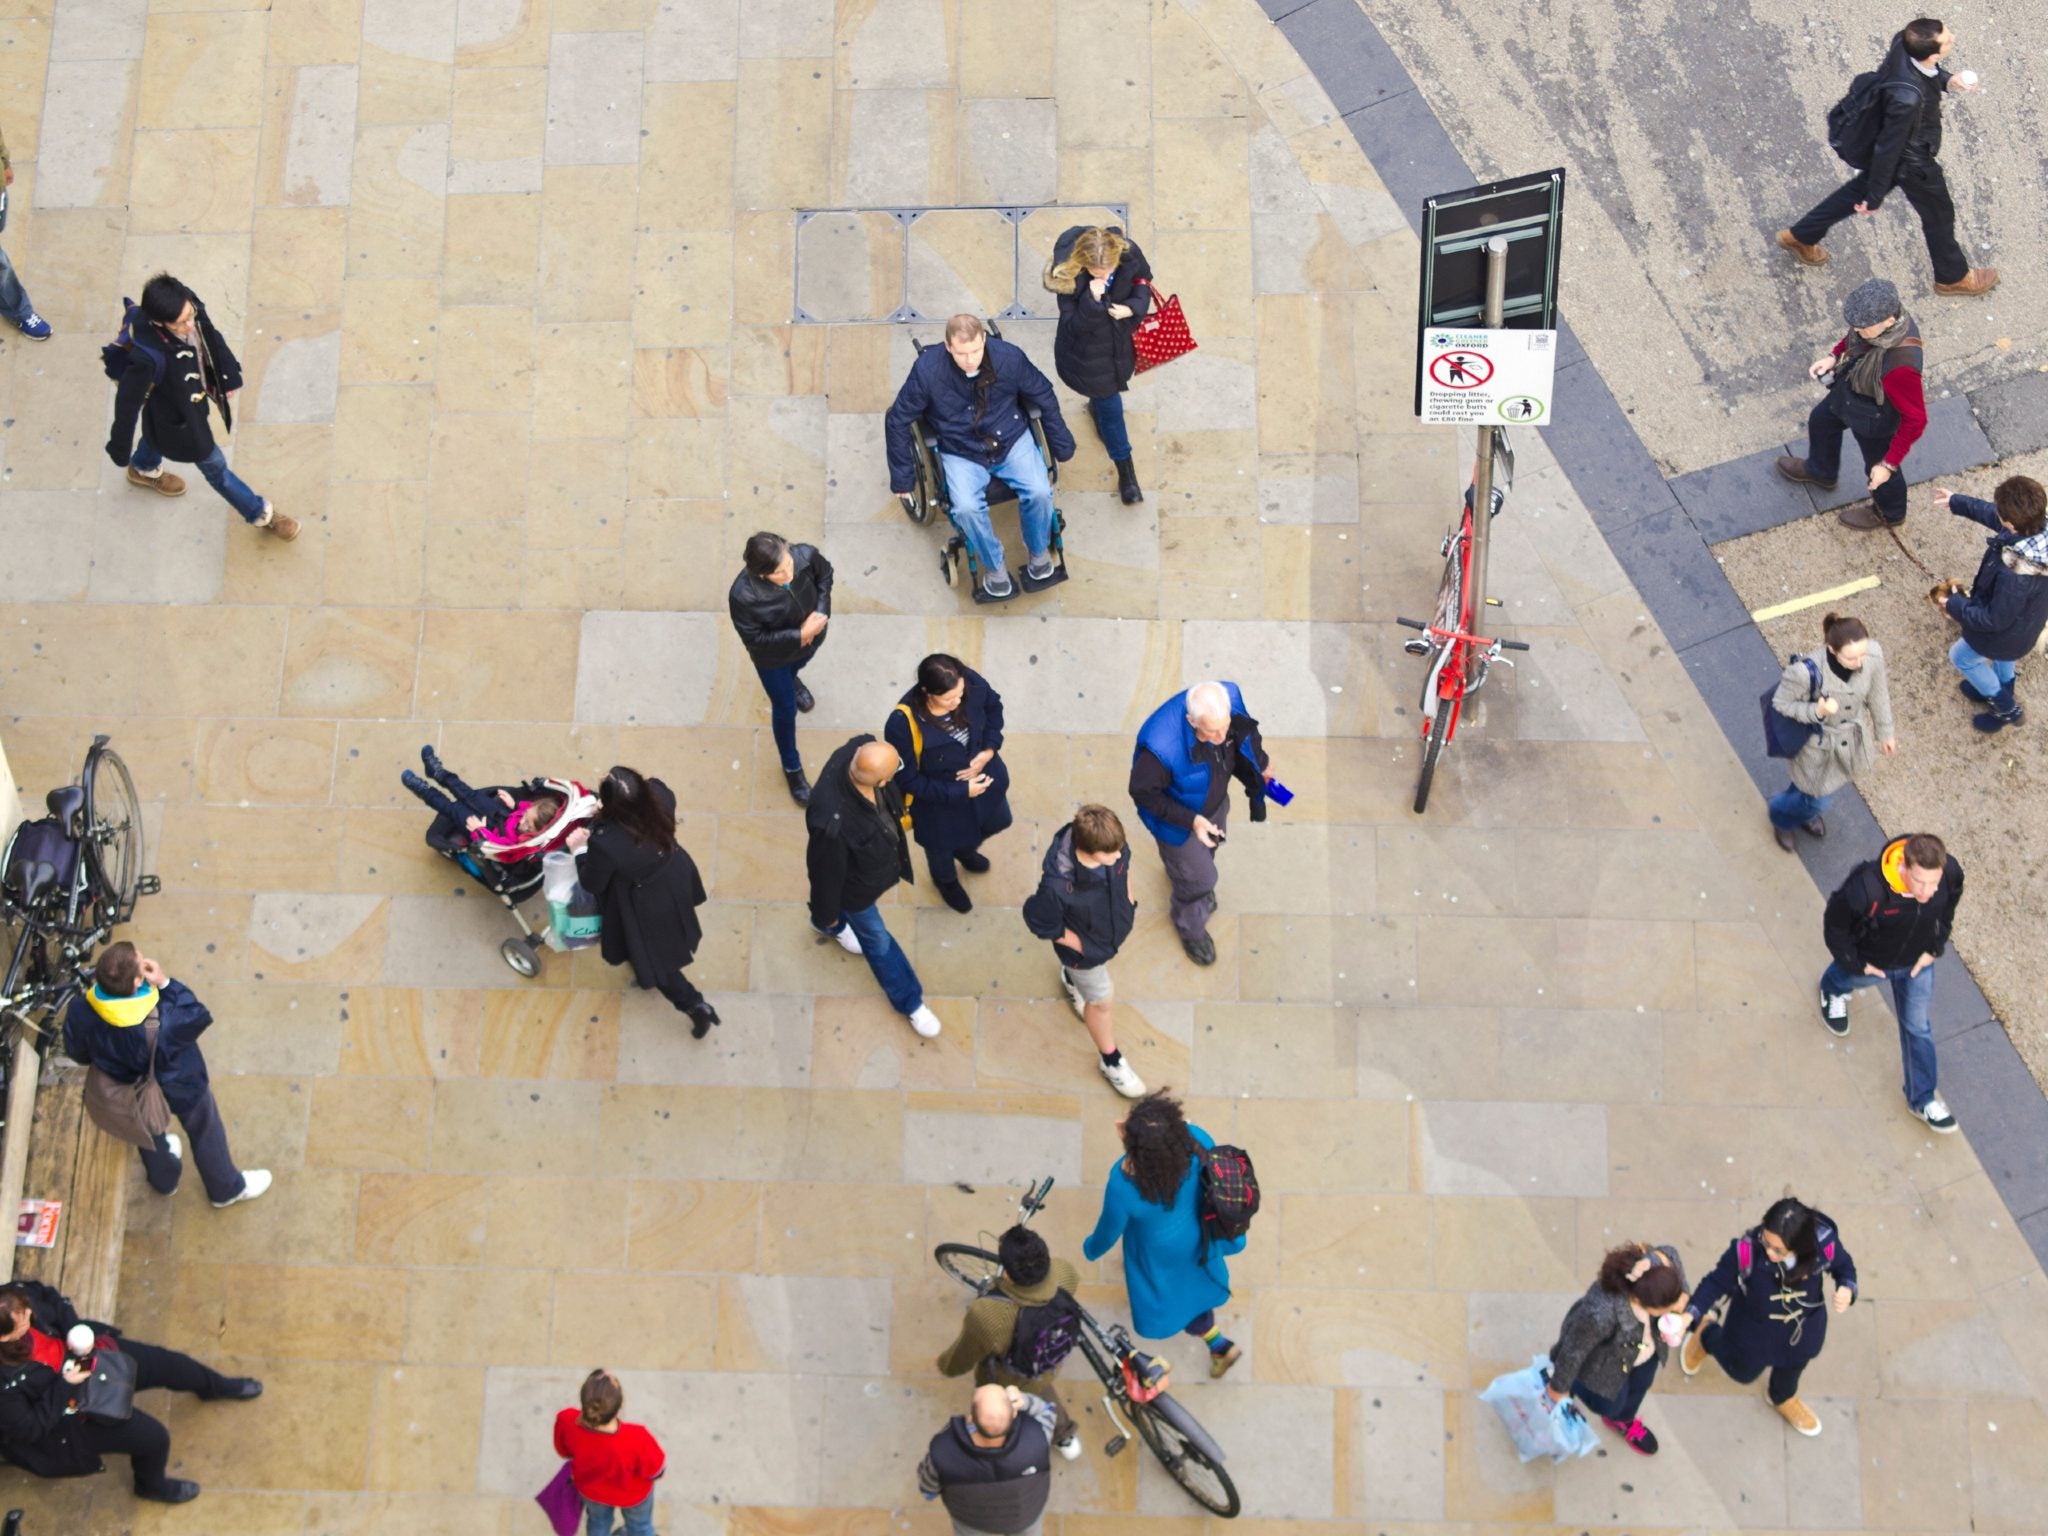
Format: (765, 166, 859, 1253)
(83, 1021, 173, 1149)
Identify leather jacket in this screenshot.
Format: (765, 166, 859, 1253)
(726, 543, 834, 668)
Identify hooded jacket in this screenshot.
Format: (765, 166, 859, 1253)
(805, 736, 914, 929)
(104, 296, 242, 467)
(62, 978, 215, 1115)
(1823, 836, 1964, 974)
(1687, 1219, 1857, 1368)
(727, 542, 833, 670)
(883, 335, 1075, 493)
(1046, 225, 1153, 399)
(1022, 824, 1136, 970)
(917, 1393, 1056, 1535)
(1941, 494, 2048, 661)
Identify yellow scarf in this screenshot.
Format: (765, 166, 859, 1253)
(87, 982, 159, 1028)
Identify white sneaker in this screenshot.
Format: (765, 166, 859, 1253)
(907, 1004, 942, 1038)
(1053, 1433, 1082, 1462)
(1919, 1095, 1958, 1134)
(1099, 1055, 1146, 1099)
(1819, 986, 1849, 1037)
(164, 1133, 183, 1162)
(830, 925, 862, 955)
(1059, 968, 1087, 1020)
(213, 1169, 272, 1209)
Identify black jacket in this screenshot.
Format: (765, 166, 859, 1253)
(0, 1281, 116, 1479)
(1865, 37, 1948, 207)
(105, 298, 241, 467)
(918, 1407, 1053, 1535)
(882, 669, 1012, 854)
(884, 336, 1076, 493)
(1022, 824, 1136, 969)
(1048, 225, 1153, 400)
(63, 978, 215, 1116)
(1687, 1221, 1857, 1369)
(577, 778, 707, 989)
(805, 736, 914, 929)
(1824, 837, 1964, 973)
(1941, 495, 2048, 661)
(727, 543, 834, 669)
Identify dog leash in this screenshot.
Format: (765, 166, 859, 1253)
(1883, 519, 1938, 580)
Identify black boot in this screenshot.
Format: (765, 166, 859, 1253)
(785, 767, 811, 804)
(136, 1479, 201, 1505)
(419, 744, 446, 779)
(794, 679, 815, 713)
(689, 1001, 720, 1039)
(1973, 686, 2024, 733)
(1114, 457, 1143, 505)
(937, 880, 973, 913)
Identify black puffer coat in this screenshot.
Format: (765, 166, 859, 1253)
(1047, 226, 1153, 399)
(0, 1281, 116, 1478)
(577, 779, 708, 989)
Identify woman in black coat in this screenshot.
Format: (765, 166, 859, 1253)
(566, 767, 717, 1037)
(0, 1280, 259, 1505)
(881, 654, 1012, 915)
(1044, 225, 1152, 505)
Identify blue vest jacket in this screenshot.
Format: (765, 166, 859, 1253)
(1132, 683, 1254, 846)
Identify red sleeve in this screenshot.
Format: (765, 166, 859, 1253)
(553, 1409, 576, 1460)
(1832, 338, 1847, 359)
(634, 1425, 666, 1480)
(1881, 365, 1927, 466)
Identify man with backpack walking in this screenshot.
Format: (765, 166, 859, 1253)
(1777, 18, 1997, 296)
(104, 273, 298, 540)
(0, 123, 52, 340)
(934, 1225, 1083, 1460)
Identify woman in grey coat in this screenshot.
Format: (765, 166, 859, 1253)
(1767, 611, 1896, 852)
(1543, 1242, 1690, 1456)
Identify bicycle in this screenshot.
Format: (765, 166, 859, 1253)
(933, 1176, 1241, 1519)
(1398, 426, 1531, 813)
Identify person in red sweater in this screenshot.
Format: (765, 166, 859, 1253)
(553, 1370, 665, 1536)
(1776, 278, 1926, 530)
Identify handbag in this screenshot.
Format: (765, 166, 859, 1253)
(82, 1021, 173, 1149)
(1760, 655, 1824, 760)
(1130, 280, 1197, 373)
(535, 1462, 582, 1536)
(77, 1342, 138, 1424)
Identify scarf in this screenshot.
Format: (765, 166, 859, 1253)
(1843, 313, 1919, 405)
(87, 980, 160, 1027)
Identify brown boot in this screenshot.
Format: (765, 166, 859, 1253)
(256, 503, 301, 541)
(1775, 1395, 1822, 1436)
(1681, 1326, 1708, 1376)
(1934, 267, 1999, 297)
(1776, 229, 1829, 267)
(126, 465, 187, 497)
(1837, 504, 1891, 531)
(1774, 455, 1836, 490)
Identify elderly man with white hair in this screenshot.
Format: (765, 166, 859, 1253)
(917, 1381, 1060, 1536)
(1128, 680, 1270, 965)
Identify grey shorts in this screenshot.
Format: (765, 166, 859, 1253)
(1062, 962, 1113, 1004)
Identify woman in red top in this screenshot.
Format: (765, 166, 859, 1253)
(553, 1369, 665, 1536)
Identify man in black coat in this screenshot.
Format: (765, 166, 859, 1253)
(916, 1383, 1059, 1536)
(1778, 20, 1996, 295)
(1931, 476, 2048, 732)
(105, 272, 299, 538)
(62, 943, 270, 1209)
(1021, 805, 1145, 1099)
(805, 737, 942, 1039)
(1820, 832, 1964, 1132)
(728, 530, 834, 803)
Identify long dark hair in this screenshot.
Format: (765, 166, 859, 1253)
(1122, 1090, 1198, 1208)
(596, 766, 676, 855)
(917, 653, 966, 704)
(1759, 1196, 1829, 1280)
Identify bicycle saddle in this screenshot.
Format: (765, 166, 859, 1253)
(12, 859, 57, 909)
(44, 785, 85, 835)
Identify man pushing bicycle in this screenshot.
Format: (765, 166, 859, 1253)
(934, 1225, 1084, 1461)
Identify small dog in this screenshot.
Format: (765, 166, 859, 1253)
(1929, 578, 1967, 606)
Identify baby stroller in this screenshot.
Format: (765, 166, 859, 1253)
(419, 775, 599, 978)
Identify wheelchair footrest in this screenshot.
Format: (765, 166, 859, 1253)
(971, 572, 1025, 605)
(1018, 559, 1068, 595)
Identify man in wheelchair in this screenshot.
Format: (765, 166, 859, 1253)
(885, 314, 1076, 601)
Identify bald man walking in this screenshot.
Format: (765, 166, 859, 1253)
(806, 735, 943, 1036)
(917, 1382, 1059, 1536)
(1130, 681, 1270, 966)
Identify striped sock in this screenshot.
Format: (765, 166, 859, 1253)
(1202, 1327, 1230, 1354)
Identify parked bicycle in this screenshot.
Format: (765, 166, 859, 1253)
(1399, 426, 1531, 812)
(935, 1176, 1241, 1518)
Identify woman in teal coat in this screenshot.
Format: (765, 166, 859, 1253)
(1082, 1090, 1246, 1377)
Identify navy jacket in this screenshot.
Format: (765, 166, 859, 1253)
(882, 669, 1012, 855)
(1687, 1221, 1856, 1368)
(883, 337, 1075, 494)
(62, 979, 215, 1115)
(1022, 824, 1136, 969)
(1941, 494, 2048, 661)
(105, 297, 242, 467)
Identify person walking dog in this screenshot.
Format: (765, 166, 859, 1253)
(1778, 18, 1997, 296)
(1775, 279, 1926, 530)
(1820, 831, 1964, 1132)
(882, 654, 1013, 915)
(1543, 1243, 1691, 1457)
(553, 1369, 665, 1536)
(1930, 475, 2048, 733)
(728, 531, 834, 805)
(1021, 804, 1145, 1098)
(1044, 225, 1153, 504)
(1680, 1197, 1857, 1438)
(1764, 612, 1895, 852)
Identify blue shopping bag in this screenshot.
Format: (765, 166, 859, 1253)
(1479, 1355, 1599, 1463)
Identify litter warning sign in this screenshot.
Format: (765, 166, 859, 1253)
(1419, 328, 1557, 425)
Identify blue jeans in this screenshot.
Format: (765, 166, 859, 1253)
(1949, 637, 2016, 698)
(827, 903, 923, 1015)
(940, 432, 1054, 574)
(754, 648, 815, 772)
(1570, 1355, 1659, 1424)
(131, 433, 267, 523)
(1089, 394, 1132, 462)
(1766, 784, 1831, 830)
(0, 239, 33, 325)
(1822, 959, 1938, 1110)
(584, 1492, 654, 1536)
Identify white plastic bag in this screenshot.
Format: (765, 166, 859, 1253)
(1479, 1354, 1600, 1463)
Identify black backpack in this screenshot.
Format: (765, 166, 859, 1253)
(1194, 1143, 1260, 1257)
(1826, 68, 1920, 170)
(1003, 1290, 1083, 1379)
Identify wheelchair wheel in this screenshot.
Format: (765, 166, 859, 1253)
(1028, 416, 1059, 487)
(907, 429, 941, 525)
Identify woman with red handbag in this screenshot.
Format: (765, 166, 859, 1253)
(1044, 225, 1153, 505)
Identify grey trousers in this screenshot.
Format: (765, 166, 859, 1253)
(1153, 803, 1227, 943)
(139, 1086, 246, 1204)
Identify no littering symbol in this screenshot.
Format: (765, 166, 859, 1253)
(1429, 351, 1491, 389)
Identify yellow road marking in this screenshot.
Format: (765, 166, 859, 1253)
(1750, 574, 1880, 624)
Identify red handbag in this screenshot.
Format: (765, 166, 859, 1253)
(1130, 280, 1196, 373)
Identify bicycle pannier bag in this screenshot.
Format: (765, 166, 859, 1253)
(1760, 655, 1823, 760)
(84, 1021, 174, 1149)
(1003, 1289, 1084, 1379)
(1194, 1143, 1260, 1254)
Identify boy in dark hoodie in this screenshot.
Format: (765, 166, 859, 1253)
(1021, 804, 1143, 1098)
(1932, 474, 2048, 732)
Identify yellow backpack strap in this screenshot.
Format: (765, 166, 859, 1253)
(893, 704, 922, 828)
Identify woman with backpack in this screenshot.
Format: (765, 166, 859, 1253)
(1081, 1090, 1246, 1378)
(1678, 1197, 1856, 1438)
(1543, 1241, 1691, 1456)
(1043, 225, 1153, 505)
(1765, 611, 1895, 852)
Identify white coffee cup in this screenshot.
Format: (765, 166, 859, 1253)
(1656, 1313, 1687, 1346)
(65, 1323, 96, 1359)
(1958, 69, 1979, 88)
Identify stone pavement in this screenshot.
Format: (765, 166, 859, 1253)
(0, 0, 2045, 1531)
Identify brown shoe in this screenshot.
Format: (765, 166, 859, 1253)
(1934, 267, 1999, 297)
(1774, 455, 1836, 490)
(1775, 1395, 1822, 1436)
(1837, 504, 1892, 531)
(126, 466, 186, 497)
(257, 503, 301, 541)
(1681, 1326, 1708, 1377)
(1803, 815, 1826, 839)
(1773, 823, 1798, 852)
(1776, 229, 1829, 267)
(1208, 1342, 1242, 1380)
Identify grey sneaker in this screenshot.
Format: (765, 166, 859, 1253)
(981, 566, 1014, 599)
(1025, 551, 1055, 581)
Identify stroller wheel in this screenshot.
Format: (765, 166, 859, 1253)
(501, 937, 542, 979)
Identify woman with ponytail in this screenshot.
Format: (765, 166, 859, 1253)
(1543, 1241, 1690, 1455)
(1765, 610, 1895, 852)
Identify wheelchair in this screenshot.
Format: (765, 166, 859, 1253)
(897, 322, 1070, 604)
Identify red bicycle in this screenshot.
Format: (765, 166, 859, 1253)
(1398, 428, 1529, 813)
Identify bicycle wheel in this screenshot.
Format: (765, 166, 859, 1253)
(1413, 695, 1454, 814)
(1131, 1394, 1240, 1517)
(934, 1243, 1004, 1295)
(82, 744, 144, 923)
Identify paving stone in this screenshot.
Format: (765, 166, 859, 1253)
(51, 0, 146, 62)
(614, 990, 814, 1088)
(1141, 1382, 1336, 1518)
(254, 331, 343, 425)
(573, 610, 720, 725)
(1798, 393, 1997, 513)
(1603, 503, 1753, 652)
(544, 32, 645, 166)
(1932, 1022, 2048, 1244)
(1354, 1384, 1446, 1521)
(1419, 1101, 1609, 1198)
(1556, 1389, 1792, 1526)
(960, 98, 1057, 206)
(1275, 0, 1410, 116)
(1671, 441, 1812, 545)
(721, 1275, 893, 1373)
(33, 60, 137, 209)
(902, 1107, 1082, 1186)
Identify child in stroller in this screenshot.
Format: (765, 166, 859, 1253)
(401, 746, 594, 861)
